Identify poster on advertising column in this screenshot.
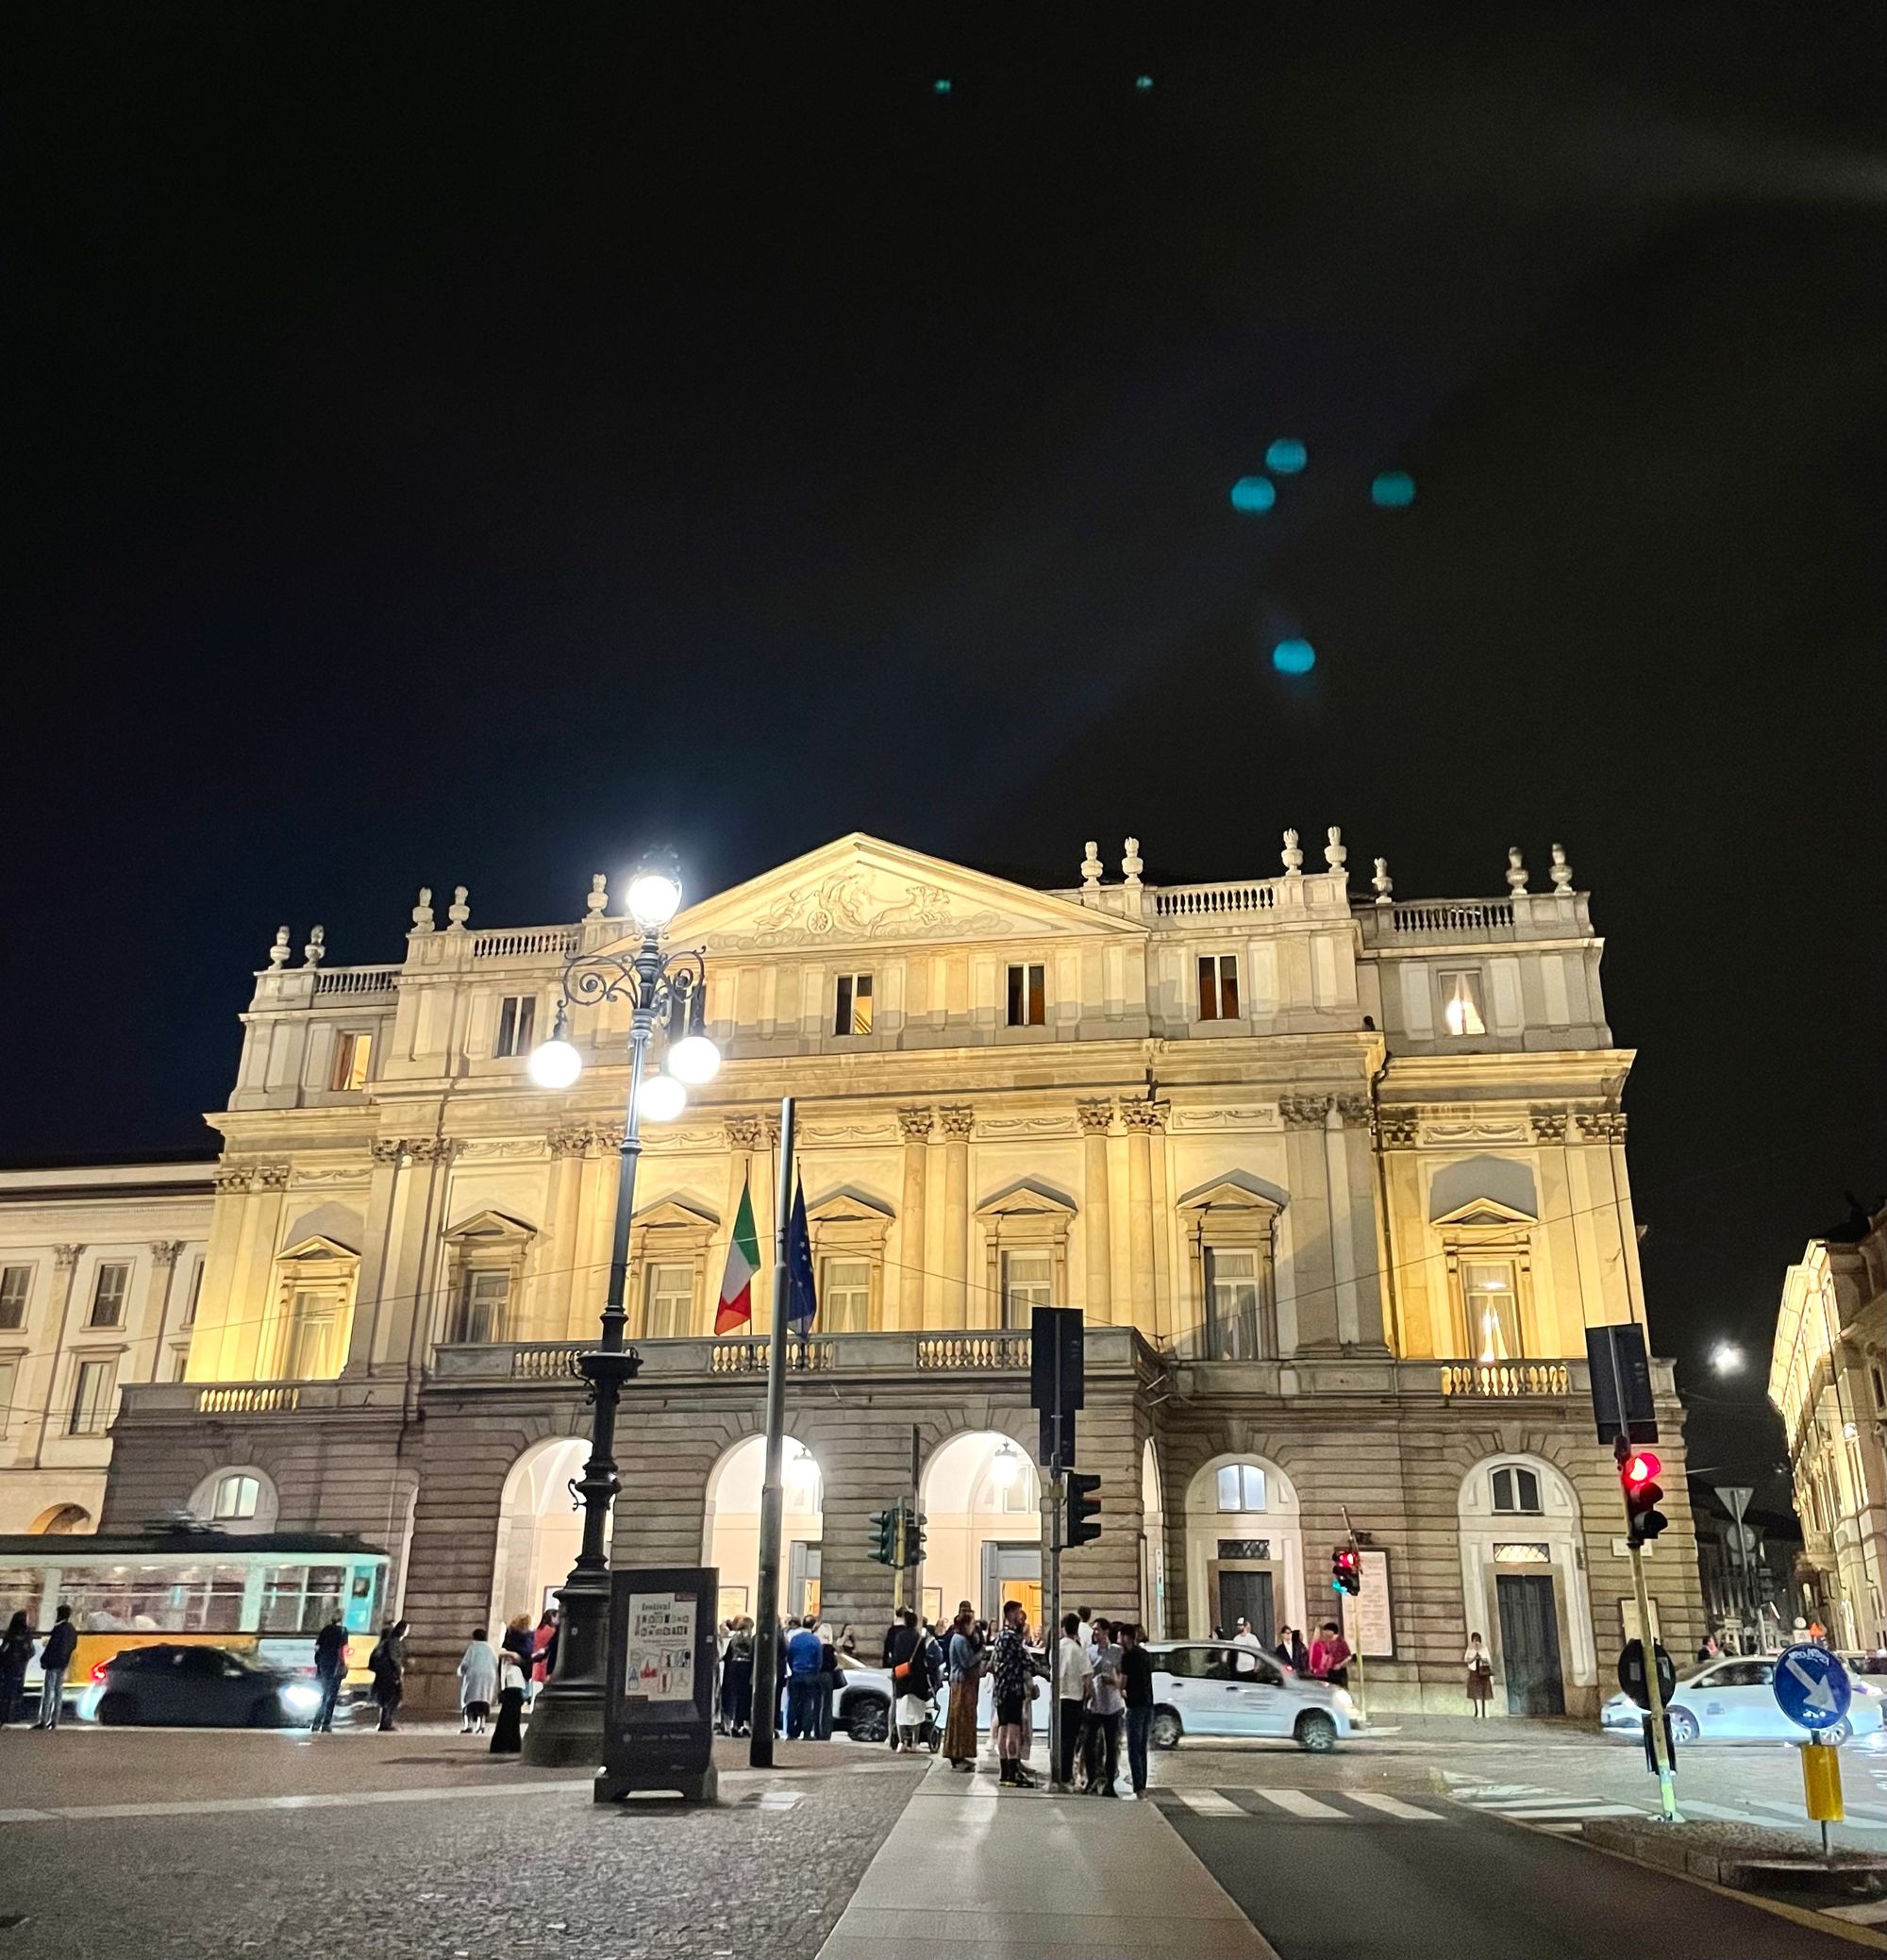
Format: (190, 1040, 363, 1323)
(1339, 1550, 1394, 1657)
(626, 1590, 699, 1703)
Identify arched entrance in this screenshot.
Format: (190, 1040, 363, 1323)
(1181, 1454, 1303, 1643)
(27, 1503, 90, 1535)
(704, 1435, 824, 1626)
(491, 1438, 589, 1633)
(920, 1431, 1040, 1627)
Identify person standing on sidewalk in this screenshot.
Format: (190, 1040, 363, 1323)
(1055, 1612, 1091, 1786)
(367, 1619, 408, 1732)
(1465, 1632, 1493, 1717)
(884, 1607, 922, 1751)
(1120, 1624, 1154, 1799)
(1082, 1618, 1124, 1795)
(991, 1600, 1036, 1786)
(490, 1646, 526, 1753)
(943, 1602, 982, 1770)
(33, 1605, 77, 1730)
(457, 1627, 501, 1735)
(0, 1612, 35, 1727)
(310, 1616, 349, 1733)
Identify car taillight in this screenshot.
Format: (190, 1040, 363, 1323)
(90, 1661, 109, 1683)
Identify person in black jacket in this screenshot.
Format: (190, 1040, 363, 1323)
(34, 1605, 78, 1730)
(0, 1612, 35, 1727)
(1120, 1624, 1156, 1798)
(883, 1608, 921, 1751)
(311, 1617, 349, 1733)
(367, 1619, 408, 1732)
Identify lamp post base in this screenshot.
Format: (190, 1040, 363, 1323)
(520, 1571, 611, 1767)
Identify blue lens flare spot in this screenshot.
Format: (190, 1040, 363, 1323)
(1371, 471, 1416, 507)
(1265, 438, 1307, 475)
(933, 77, 952, 94)
(1271, 639, 1316, 676)
(1229, 475, 1277, 512)
(1134, 75, 1154, 91)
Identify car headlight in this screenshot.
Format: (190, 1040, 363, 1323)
(1332, 1688, 1356, 1712)
(281, 1683, 321, 1715)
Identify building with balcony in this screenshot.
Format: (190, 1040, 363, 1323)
(1770, 1198, 1887, 1648)
(0, 1158, 212, 1533)
(99, 829, 1702, 1715)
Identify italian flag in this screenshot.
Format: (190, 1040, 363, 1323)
(716, 1177, 761, 1332)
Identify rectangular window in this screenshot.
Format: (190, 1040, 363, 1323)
(454, 1270, 511, 1346)
(1491, 1466, 1542, 1514)
(1439, 970, 1486, 1037)
(281, 1289, 342, 1377)
(89, 1262, 130, 1329)
(819, 1256, 872, 1334)
(833, 973, 874, 1036)
(1463, 1259, 1521, 1362)
(1001, 1250, 1054, 1330)
(1205, 1248, 1271, 1359)
(0, 1265, 29, 1330)
(643, 1263, 694, 1338)
(1214, 1465, 1267, 1512)
(182, 1258, 204, 1326)
(329, 1031, 374, 1091)
(1005, 963, 1046, 1028)
(1196, 955, 1240, 1021)
(493, 995, 537, 1059)
(69, 1358, 117, 1435)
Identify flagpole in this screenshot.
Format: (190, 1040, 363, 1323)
(749, 1095, 795, 1768)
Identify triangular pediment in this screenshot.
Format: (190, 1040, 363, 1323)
(276, 1233, 359, 1263)
(631, 1198, 719, 1231)
(977, 1178, 1077, 1219)
(1177, 1173, 1286, 1215)
(807, 1189, 894, 1225)
(664, 833, 1147, 953)
(1432, 1197, 1538, 1230)
(443, 1208, 536, 1244)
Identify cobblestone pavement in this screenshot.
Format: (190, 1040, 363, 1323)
(0, 1734, 928, 1960)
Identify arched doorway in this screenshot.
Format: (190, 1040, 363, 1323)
(1181, 1454, 1302, 1643)
(28, 1503, 90, 1535)
(491, 1438, 589, 1633)
(704, 1435, 823, 1626)
(920, 1431, 1040, 1627)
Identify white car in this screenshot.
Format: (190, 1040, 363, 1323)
(1146, 1640, 1362, 1752)
(1599, 1654, 1886, 1745)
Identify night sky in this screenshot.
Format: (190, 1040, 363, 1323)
(12, 13, 1887, 1488)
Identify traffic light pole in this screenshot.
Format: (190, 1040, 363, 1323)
(1340, 1505, 1366, 1721)
(1047, 1367, 1066, 1791)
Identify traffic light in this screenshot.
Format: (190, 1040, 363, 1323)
(869, 1508, 898, 1566)
(1621, 1448, 1668, 1547)
(1066, 1471, 1102, 1547)
(905, 1505, 927, 1569)
(1331, 1547, 1361, 1596)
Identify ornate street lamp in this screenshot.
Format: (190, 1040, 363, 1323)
(519, 850, 720, 1766)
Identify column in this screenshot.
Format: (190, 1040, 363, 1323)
(1121, 1102, 1161, 1340)
(1076, 1098, 1113, 1323)
(1280, 1095, 1339, 1350)
(536, 1127, 590, 1338)
(896, 1107, 932, 1331)
(939, 1105, 973, 1329)
(145, 1240, 184, 1373)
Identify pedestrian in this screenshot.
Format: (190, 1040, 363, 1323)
(1056, 1611, 1092, 1786)
(722, 1617, 754, 1735)
(1272, 1623, 1294, 1668)
(814, 1621, 840, 1741)
(1696, 1633, 1721, 1664)
(1120, 1624, 1154, 1798)
(367, 1618, 408, 1732)
(784, 1615, 823, 1738)
(502, 1612, 535, 1696)
(33, 1604, 78, 1730)
(458, 1626, 501, 1735)
(311, 1615, 349, 1732)
(490, 1647, 526, 1753)
(943, 1601, 982, 1770)
(1465, 1632, 1493, 1717)
(991, 1599, 1037, 1787)
(0, 1611, 34, 1728)
(1309, 1620, 1352, 1691)
(529, 1610, 559, 1698)
(1232, 1616, 1261, 1651)
(1083, 1618, 1125, 1795)
(884, 1606, 922, 1750)
(1289, 1626, 1310, 1674)
(894, 1622, 934, 1751)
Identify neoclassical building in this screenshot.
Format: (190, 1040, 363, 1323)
(100, 829, 1701, 1714)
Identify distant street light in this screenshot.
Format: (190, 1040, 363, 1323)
(1710, 1340, 1746, 1377)
(521, 850, 718, 1766)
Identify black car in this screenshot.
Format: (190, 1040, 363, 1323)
(87, 1644, 317, 1728)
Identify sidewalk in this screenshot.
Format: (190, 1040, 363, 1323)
(816, 1758, 1274, 1960)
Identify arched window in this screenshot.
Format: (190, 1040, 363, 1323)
(1491, 1466, 1542, 1515)
(1214, 1464, 1267, 1513)
(188, 1465, 277, 1534)
(213, 1473, 261, 1521)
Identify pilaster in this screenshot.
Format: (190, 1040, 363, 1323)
(895, 1107, 932, 1332)
(1076, 1099, 1113, 1324)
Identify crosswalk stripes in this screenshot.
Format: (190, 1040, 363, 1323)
(1250, 1788, 1349, 1820)
(1447, 1779, 1651, 1832)
(1173, 1789, 1245, 1816)
(1346, 1790, 1447, 1821)
(1159, 1786, 1450, 1823)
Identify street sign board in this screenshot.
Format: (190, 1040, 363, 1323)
(1587, 1323, 1658, 1445)
(598, 1565, 721, 1803)
(1617, 1638, 1676, 1710)
(1773, 1644, 1852, 1733)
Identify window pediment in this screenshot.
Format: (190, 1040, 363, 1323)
(1432, 1197, 1538, 1231)
(632, 1198, 720, 1234)
(443, 1208, 537, 1245)
(276, 1234, 359, 1265)
(1177, 1174, 1285, 1219)
(806, 1190, 893, 1227)
(976, 1178, 1077, 1221)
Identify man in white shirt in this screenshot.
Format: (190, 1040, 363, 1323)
(1232, 1617, 1262, 1651)
(1084, 1617, 1126, 1795)
(1055, 1612, 1092, 1786)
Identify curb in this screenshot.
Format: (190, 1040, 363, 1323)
(1582, 1818, 1887, 1898)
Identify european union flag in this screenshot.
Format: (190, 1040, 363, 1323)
(786, 1180, 818, 1335)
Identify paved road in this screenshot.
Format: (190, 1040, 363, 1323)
(1152, 1785, 1866, 1959)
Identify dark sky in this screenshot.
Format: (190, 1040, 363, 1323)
(12, 12, 1887, 1488)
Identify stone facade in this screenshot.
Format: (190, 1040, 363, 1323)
(100, 829, 1704, 1715)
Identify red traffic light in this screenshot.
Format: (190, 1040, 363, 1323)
(1622, 1450, 1662, 1490)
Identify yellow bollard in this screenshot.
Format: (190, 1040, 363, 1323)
(1802, 1738, 1845, 1822)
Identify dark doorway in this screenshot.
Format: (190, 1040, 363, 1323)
(1496, 1572, 1565, 1716)
(1214, 1568, 1275, 1646)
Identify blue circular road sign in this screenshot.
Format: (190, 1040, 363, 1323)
(1773, 1643, 1852, 1731)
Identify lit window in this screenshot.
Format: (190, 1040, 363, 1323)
(820, 1257, 872, 1333)
(1464, 1260, 1521, 1362)
(1001, 1251, 1054, 1330)
(1492, 1466, 1542, 1515)
(833, 973, 874, 1036)
(1214, 1464, 1267, 1512)
(454, 1270, 512, 1346)
(69, 1358, 117, 1435)
(0, 1265, 30, 1330)
(89, 1262, 130, 1329)
(1197, 955, 1240, 1022)
(1206, 1248, 1271, 1359)
(643, 1263, 693, 1338)
(1006, 963, 1046, 1028)
(1440, 970, 1486, 1037)
(280, 1289, 342, 1377)
(330, 1031, 374, 1091)
(213, 1473, 260, 1520)
(493, 995, 538, 1059)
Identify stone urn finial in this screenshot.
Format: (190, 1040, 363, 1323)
(1281, 829, 1304, 876)
(302, 924, 326, 968)
(586, 873, 610, 917)
(1372, 857, 1394, 905)
(267, 926, 292, 969)
(1324, 826, 1348, 876)
(411, 886, 435, 933)
(1121, 838, 1144, 888)
(1505, 846, 1528, 896)
(1550, 843, 1574, 897)
(446, 886, 471, 931)
(1080, 842, 1103, 891)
